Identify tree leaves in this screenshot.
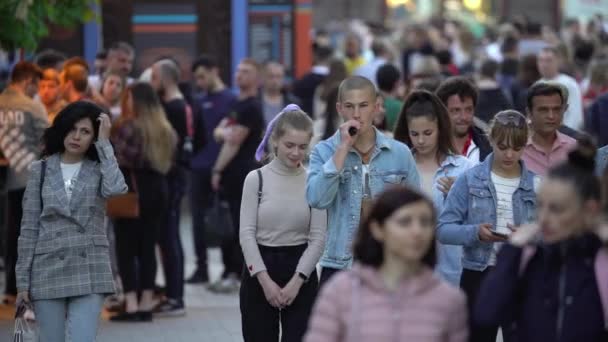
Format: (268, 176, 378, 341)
(0, 0, 99, 51)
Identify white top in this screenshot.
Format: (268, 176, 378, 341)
(465, 139, 481, 165)
(489, 172, 520, 266)
(88, 75, 135, 92)
(419, 168, 436, 197)
(542, 74, 583, 130)
(60, 161, 83, 202)
(361, 164, 371, 198)
(109, 104, 121, 121)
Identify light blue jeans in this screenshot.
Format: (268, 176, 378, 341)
(33, 294, 104, 342)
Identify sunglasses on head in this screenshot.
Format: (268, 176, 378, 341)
(494, 111, 527, 128)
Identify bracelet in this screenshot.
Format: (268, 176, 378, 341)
(297, 272, 308, 282)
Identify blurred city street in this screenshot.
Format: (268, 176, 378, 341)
(0, 0, 604, 341)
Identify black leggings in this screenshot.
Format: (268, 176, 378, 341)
(114, 170, 168, 293)
(240, 244, 319, 342)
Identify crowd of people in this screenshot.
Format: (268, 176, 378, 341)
(0, 12, 608, 342)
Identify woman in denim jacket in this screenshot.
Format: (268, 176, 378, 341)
(393, 90, 474, 286)
(437, 110, 538, 342)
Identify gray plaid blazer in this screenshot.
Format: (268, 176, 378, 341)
(15, 139, 128, 300)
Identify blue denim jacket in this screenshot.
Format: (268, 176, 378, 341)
(307, 128, 420, 269)
(437, 153, 538, 272)
(431, 155, 475, 286)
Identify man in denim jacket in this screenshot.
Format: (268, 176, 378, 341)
(306, 76, 420, 285)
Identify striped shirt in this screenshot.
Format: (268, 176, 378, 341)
(489, 172, 520, 266)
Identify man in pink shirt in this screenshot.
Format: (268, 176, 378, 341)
(523, 81, 577, 175)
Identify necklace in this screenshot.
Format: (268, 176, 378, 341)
(354, 144, 375, 164)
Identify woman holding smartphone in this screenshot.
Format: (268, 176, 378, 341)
(437, 110, 538, 342)
(393, 90, 474, 286)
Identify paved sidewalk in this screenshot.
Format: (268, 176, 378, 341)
(0, 213, 243, 342)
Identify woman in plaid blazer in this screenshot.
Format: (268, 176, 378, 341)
(15, 101, 127, 341)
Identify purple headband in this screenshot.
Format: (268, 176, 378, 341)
(255, 103, 301, 162)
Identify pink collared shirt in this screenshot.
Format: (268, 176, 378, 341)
(522, 131, 577, 176)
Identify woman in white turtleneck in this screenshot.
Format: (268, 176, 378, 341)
(239, 105, 327, 342)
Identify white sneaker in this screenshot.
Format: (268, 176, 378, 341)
(208, 276, 240, 293)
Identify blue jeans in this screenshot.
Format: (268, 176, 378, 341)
(33, 294, 104, 342)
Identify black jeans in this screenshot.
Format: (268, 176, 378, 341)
(4, 189, 24, 296)
(319, 267, 341, 288)
(159, 167, 186, 302)
(461, 268, 500, 342)
(240, 244, 319, 342)
(114, 170, 167, 293)
(189, 168, 212, 273)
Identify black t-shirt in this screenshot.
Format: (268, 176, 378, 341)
(224, 96, 264, 175)
(162, 98, 188, 164)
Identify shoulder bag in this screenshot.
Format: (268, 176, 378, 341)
(106, 169, 140, 219)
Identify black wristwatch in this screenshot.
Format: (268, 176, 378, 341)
(297, 272, 308, 282)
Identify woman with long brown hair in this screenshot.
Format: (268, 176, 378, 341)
(109, 82, 177, 322)
(393, 90, 474, 286)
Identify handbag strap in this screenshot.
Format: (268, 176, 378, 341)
(256, 169, 263, 205)
(39, 159, 46, 208)
(127, 169, 138, 193)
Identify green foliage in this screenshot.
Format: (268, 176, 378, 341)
(0, 0, 99, 52)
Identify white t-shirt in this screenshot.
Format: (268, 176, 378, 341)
(60, 161, 83, 202)
(361, 164, 371, 198)
(489, 172, 520, 266)
(419, 168, 436, 198)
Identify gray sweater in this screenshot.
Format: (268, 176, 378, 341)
(0, 88, 48, 190)
(240, 158, 327, 277)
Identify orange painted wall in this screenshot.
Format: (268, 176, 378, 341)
(294, 0, 312, 78)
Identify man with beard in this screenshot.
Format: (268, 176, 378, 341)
(209, 58, 264, 292)
(89, 42, 135, 91)
(436, 76, 492, 164)
(60, 57, 91, 104)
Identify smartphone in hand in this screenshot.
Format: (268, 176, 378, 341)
(491, 230, 510, 239)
